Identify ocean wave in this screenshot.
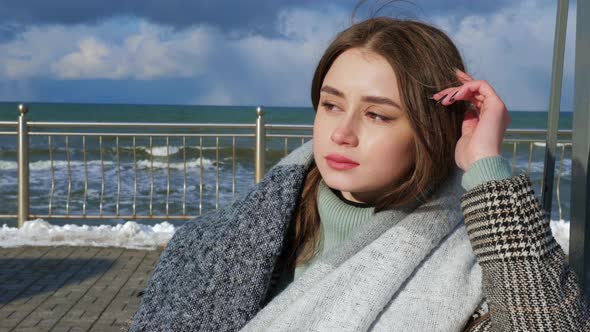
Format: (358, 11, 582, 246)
(0, 158, 215, 171)
(0, 219, 175, 250)
(0, 160, 115, 171)
(0, 160, 16, 170)
(507, 158, 572, 178)
(1, 145, 228, 159)
(135, 158, 215, 170)
(123, 145, 221, 157)
(533, 142, 572, 148)
(133, 146, 180, 157)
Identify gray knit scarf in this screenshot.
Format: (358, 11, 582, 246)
(130, 141, 483, 332)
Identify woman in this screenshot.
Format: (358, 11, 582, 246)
(130, 18, 589, 331)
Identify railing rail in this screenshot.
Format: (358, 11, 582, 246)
(0, 104, 573, 227)
(28, 122, 256, 129)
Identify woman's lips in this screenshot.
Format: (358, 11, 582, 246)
(325, 154, 359, 170)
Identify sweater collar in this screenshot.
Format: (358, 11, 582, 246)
(317, 180, 375, 252)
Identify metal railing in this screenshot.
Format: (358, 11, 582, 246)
(0, 104, 572, 227)
(2, 105, 313, 226)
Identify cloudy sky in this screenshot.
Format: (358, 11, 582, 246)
(0, 0, 578, 111)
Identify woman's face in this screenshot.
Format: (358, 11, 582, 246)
(313, 48, 416, 204)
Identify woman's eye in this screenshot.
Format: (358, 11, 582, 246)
(321, 102, 340, 112)
(366, 112, 391, 122)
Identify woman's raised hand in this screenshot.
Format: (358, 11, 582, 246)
(432, 70, 511, 172)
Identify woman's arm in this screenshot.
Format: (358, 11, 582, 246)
(434, 70, 589, 330)
(460, 173, 589, 331)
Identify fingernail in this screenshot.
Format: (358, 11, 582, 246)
(448, 90, 459, 102)
(428, 96, 436, 100)
(435, 93, 448, 104)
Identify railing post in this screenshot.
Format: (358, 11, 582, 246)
(541, 0, 568, 216)
(17, 104, 30, 227)
(255, 106, 266, 183)
(570, 0, 590, 300)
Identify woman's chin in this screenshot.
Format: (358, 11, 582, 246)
(321, 174, 361, 193)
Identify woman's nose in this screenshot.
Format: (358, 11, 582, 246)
(330, 118, 359, 147)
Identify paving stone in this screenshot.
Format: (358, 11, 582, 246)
(113, 320, 133, 332)
(68, 324, 94, 332)
(13, 317, 41, 328)
(0, 318, 21, 329)
(37, 318, 59, 330)
(51, 322, 77, 331)
(0, 306, 29, 316)
(0, 246, 162, 332)
(61, 309, 85, 320)
(88, 323, 117, 332)
(11, 328, 47, 332)
(25, 309, 56, 319)
(50, 327, 72, 332)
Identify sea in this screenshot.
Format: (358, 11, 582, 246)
(0, 102, 574, 250)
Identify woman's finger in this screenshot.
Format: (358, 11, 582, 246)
(455, 69, 473, 83)
(432, 70, 475, 99)
(433, 78, 493, 101)
(439, 80, 499, 105)
(432, 91, 480, 112)
(474, 94, 485, 102)
(432, 87, 457, 100)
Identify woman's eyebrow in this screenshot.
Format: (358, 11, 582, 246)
(321, 85, 401, 109)
(362, 96, 401, 109)
(320, 85, 344, 97)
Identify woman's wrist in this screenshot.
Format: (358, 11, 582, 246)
(461, 155, 512, 191)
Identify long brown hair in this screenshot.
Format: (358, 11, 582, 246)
(285, 17, 468, 269)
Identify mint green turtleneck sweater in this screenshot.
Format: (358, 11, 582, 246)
(292, 155, 512, 280)
(294, 179, 375, 279)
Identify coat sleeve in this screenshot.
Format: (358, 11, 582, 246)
(460, 173, 589, 331)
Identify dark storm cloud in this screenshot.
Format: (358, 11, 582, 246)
(0, 0, 520, 31)
(0, 23, 26, 43)
(0, 0, 314, 35)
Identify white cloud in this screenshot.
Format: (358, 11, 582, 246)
(432, 0, 576, 111)
(53, 37, 115, 78)
(221, 7, 348, 105)
(0, 21, 214, 80)
(51, 23, 214, 79)
(0, 1, 578, 109)
(0, 7, 347, 106)
(0, 25, 80, 78)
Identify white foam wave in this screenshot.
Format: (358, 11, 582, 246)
(533, 142, 572, 148)
(0, 160, 114, 171)
(0, 160, 16, 170)
(129, 145, 220, 156)
(0, 158, 214, 171)
(134, 146, 180, 157)
(509, 158, 572, 178)
(0, 219, 175, 250)
(135, 158, 215, 170)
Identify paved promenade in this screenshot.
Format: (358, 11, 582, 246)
(0, 246, 164, 332)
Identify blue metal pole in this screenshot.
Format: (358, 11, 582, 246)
(570, 0, 590, 299)
(541, 0, 569, 217)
